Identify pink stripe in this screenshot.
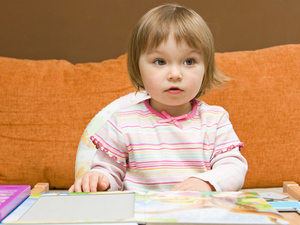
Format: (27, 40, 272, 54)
(124, 178, 180, 186)
(212, 143, 244, 159)
(126, 142, 214, 147)
(121, 122, 220, 130)
(129, 161, 208, 168)
(133, 165, 206, 169)
(199, 109, 224, 114)
(215, 140, 240, 148)
(127, 147, 213, 153)
(119, 110, 152, 117)
(136, 162, 204, 167)
(216, 123, 231, 130)
(121, 124, 183, 129)
(189, 124, 219, 130)
(122, 122, 221, 128)
(94, 134, 127, 159)
(107, 120, 122, 134)
(127, 147, 213, 152)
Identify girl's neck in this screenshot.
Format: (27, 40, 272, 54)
(149, 99, 193, 117)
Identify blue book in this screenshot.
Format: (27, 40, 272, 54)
(269, 201, 300, 214)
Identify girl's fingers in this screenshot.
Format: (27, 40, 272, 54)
(68, 172, 111, 193)
(68, 184, 74, 192)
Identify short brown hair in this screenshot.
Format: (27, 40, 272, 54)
(127, 4, 229, 98)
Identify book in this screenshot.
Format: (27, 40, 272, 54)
(2, 191, 289, 224)
(269, 201, 300, 214)
(0, 185, 31, 222)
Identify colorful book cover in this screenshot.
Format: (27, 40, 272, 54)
(2, 191, 289, 224)
(134, 191, 289, 224)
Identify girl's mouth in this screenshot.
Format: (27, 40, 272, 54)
(166, 87, 183, 94)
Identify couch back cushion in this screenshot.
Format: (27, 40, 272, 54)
(203, 44, 300, 188)
(0, 55, 135, 188)
(0, 44, 299, 189)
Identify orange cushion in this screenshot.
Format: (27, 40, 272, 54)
(0, 55, 134, 189)
(203, 44, 300, 188)
(0, 44, 299, 189)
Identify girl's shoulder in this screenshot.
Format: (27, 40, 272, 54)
(196, 99, 228, 114)
(193, 100, 231, 126)
(109, 100, 150, 123)
(93, 91, 149, 119)
(114, 99, 149, 113)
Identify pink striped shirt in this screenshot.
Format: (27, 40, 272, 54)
(91, 99, 247, 191)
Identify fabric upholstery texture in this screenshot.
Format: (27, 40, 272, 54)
(0, 44, 299, 189)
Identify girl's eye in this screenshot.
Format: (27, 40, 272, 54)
(154, 59, 166, 66)
(184, 59, 195, 65)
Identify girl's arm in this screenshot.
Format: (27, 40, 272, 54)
(190, 109, 248, 192)
(90, 149, 126, 191)
(191, 147, 248, 191)
(170, 147, 247, 192)
(68, 149, 126, 192)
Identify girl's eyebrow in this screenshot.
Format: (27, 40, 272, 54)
(146, 48, 201, 55)
(190, 49, 202, 54)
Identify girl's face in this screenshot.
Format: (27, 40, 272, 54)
(139, 34, 205, 117)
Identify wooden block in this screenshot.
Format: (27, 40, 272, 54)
(283, 181, 299, 193)
(34, 183, 49, 192)
(287, 185, 300, 200)
(31, 183, 49, 194)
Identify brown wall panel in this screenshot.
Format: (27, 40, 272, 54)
(0, 0, 299, 63)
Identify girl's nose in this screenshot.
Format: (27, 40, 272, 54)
(167, 65, 182, 81)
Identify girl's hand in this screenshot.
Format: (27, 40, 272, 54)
(170, 177, 215, 191)
(68, 171, 110, 192)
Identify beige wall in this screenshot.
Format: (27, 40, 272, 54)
(0, 0, 299, 63)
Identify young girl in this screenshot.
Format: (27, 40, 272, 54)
(69, 4, 247, 193)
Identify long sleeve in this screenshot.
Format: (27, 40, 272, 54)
(90, 150, 126, 191)
(193, 147, 248, 191)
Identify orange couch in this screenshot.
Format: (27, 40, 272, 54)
(0, 44, 299, 189)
